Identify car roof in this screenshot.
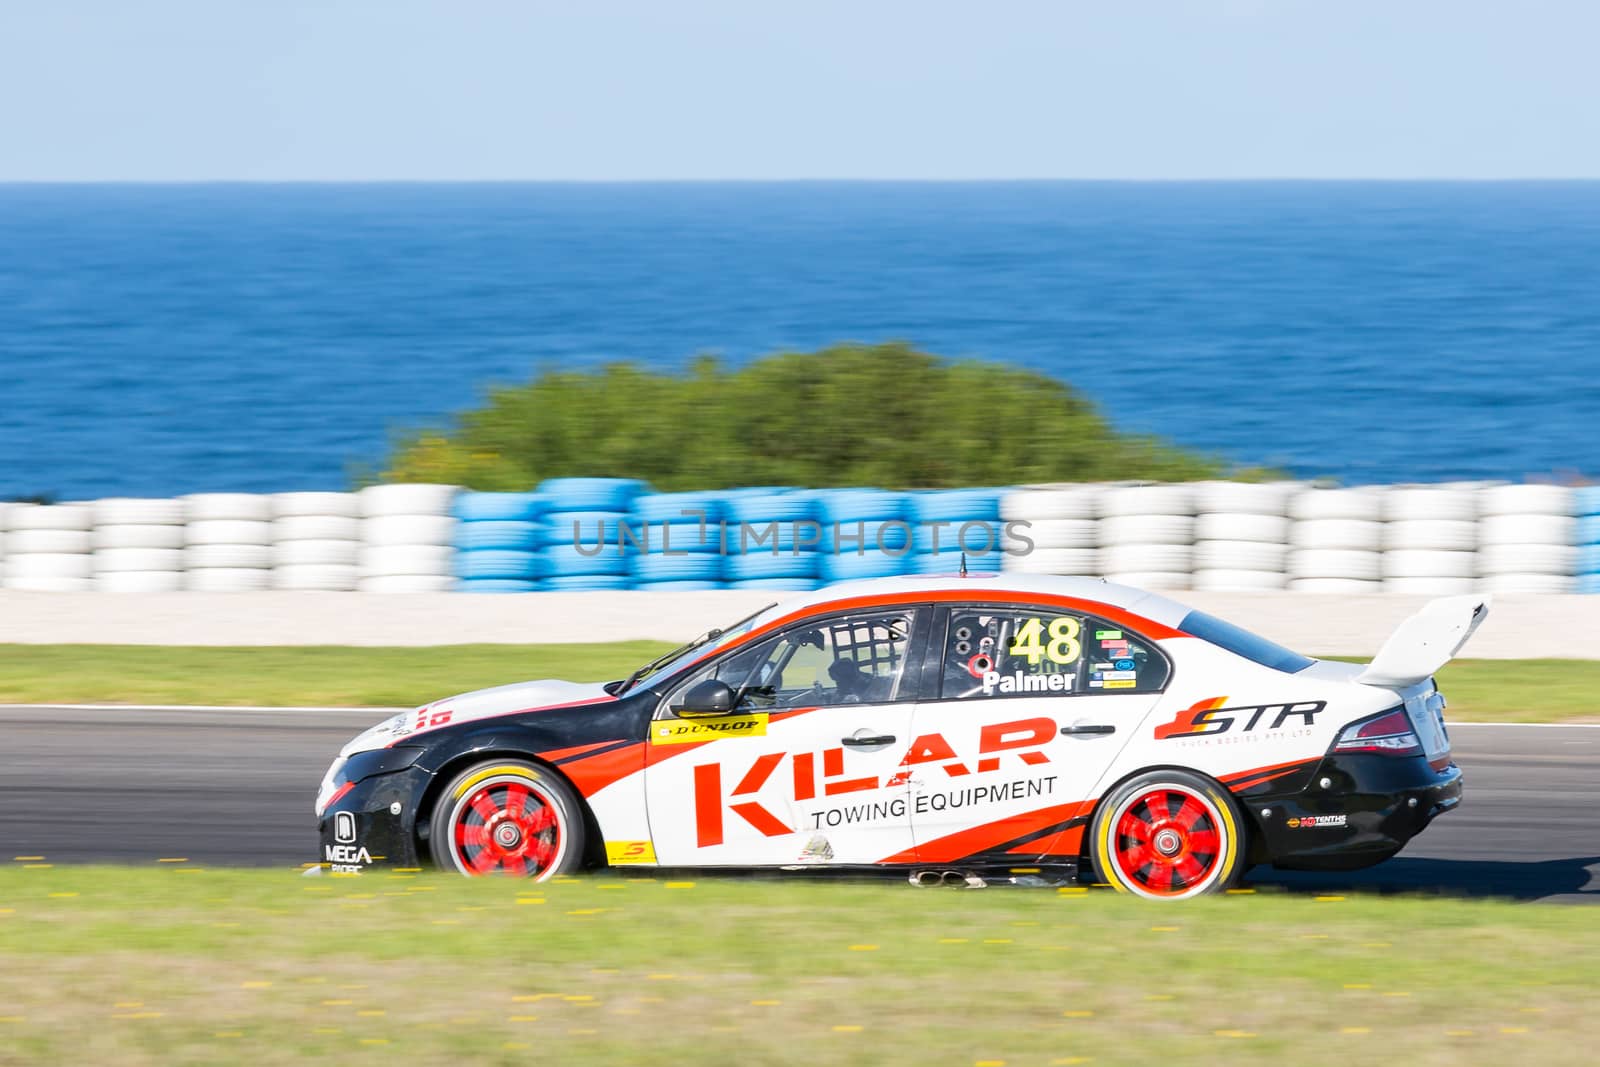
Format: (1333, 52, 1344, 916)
(747, 573, 1197, 634)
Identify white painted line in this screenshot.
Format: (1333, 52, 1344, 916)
(1449, 721, 1600, 729)
(0, 704, 408, 714)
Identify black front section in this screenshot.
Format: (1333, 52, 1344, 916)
(315, 689, 659, 874)
(1245, 752, 1463, 872)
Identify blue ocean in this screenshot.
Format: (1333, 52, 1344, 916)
(1, 182, 1597, 500)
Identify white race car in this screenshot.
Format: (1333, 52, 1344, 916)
(316, 574, 1483, 898)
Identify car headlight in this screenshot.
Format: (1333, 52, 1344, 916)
(314, 747, 425, 816)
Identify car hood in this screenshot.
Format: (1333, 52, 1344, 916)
(340, 678, 615, 757)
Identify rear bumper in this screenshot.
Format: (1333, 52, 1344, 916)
(1248, 752, 1462, 872)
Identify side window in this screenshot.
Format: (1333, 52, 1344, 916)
(1082, 619, 1171, 692)
(939, 608, 1086, 699)
(663, 610, 916, 715)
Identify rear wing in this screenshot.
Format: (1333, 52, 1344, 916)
(1355, 595, 1491, 690)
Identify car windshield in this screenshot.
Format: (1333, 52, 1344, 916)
(612, 603, 776, 694)
(1178, 610, 1316, 674)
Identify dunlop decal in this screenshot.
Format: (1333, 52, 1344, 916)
(651, 713, 769, 746)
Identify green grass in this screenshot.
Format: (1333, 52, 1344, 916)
(0, 643, 1593, 721)
(0, 867, 1594, 1066)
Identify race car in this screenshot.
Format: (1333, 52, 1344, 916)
(314, 574, 1485, 899)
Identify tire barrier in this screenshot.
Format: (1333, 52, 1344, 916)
(5, 480, 1600, 594)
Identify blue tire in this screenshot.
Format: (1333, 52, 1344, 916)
(634, 581, 727, 592)
(456, 578, 542, 594)
(543, 544, 629, 576)
(455, 549, 548, 580)
(1578, 515, 1600, 544)
(452, 492, 548, 523)
(728, 578, 820, 591)
(630, 554, 724, 582)
(911, 549, 1003, 575)
(538, 478, 650, 512)
(455, 520, 544, 552)
(1579, 544, 1600, 573)
(632, 492, 727, 524)
(1578, 574, 1600, 594)
(911, 518, 1005, 554)
(636, 521, 726, 554)
(724, 552, 819, 580)
(907, 489, 1003, 524)
(543, 575, 637, 591)
(817, 550, 913, 581)
(819, 519, 912, 553)
(812, 489, 907, 524)
(1576, 486, 1600, 517)
(544, 510, 641, 549)
(724, 492, 817, 525)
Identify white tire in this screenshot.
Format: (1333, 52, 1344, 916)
(273, 539, 359, 567)
(92, 498, 186, 526)
(1477, 543, 1576, 576)
(1287, 577, 1383, 594)
(1000, 487, 1102, 522)
(1482, 573, 1577, 594)
(1193, 481, 1296, 516)
(186, 544, 273, 569)
(97, 571, 185, 593)
(1383, 520, 1478, 551)
(93, 524, 186, 550)
(1099, 514, 1194, 546)
(5, 504, 93, 532)
(1382, 488, 1478, 523)
(357, 574, 457, 593)
(186, 568, 272, 592)
(1289, 549, 1381, 581)
(1193, 568, 1289, 591)
(1381, 550, 1476, 579)
(1479, 484, 1574, 517)
(273, 515, 361, 542)
(95, 548, 184, 574)
(1018, 519, 1098, 550)
(362, 514, 459, 547)
(1100, 485, 1195, 518)
(1193, 513, 1291, 544)
(1291, 519, 1383, 551)
(4, 553, 93, 580)
(1101, 543, 1193, 573)
(1004, 547, 1099, 575)
(183, 494, 272, 522)
(1288, 489, 1384, 522)
(1382, 577, 1479, 596)
(273, 564, 359, 591)
(359, 544, 455, 577)
(4, 529, 92, 554)
(1103, 571, 1191, 590)
(186, 520, 273, 547)
(4, 576, 93, 592)
(358, 483, 458, 518)
(1478, 514, 1576, 547)
(271, 492, 360, 519)
(1193, 540, 1287, 572)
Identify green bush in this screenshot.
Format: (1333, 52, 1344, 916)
(379, 344, 1240, 490)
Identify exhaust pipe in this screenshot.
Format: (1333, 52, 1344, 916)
(908, 869, 987, 888)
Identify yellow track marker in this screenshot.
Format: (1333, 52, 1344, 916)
(832, 1025, 863, 1033)
(157, 858, 187, 863)
(848, 944, 878, 951)
(12, 856, 43, 862)
(1341, 1027, 1370, 1034)
(1063, 1010, 1094, 1018)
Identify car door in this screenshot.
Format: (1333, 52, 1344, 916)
(904, 604, 1172, 865)
(644, 606, 929, 867)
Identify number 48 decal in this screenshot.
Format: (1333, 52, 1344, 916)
(1008, 616, 1081, 666)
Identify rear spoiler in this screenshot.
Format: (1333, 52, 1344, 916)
(1355, 595, 1491, 690)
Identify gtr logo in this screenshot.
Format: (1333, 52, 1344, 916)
(692, 716, 1056, 847)
(1154, 696, 1326, 740)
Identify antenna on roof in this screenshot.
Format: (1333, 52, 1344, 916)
(959, 551, 968, 577)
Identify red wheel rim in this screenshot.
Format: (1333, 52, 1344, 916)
(448, 777, 561, 877)
(1112, 788, 1222, 896)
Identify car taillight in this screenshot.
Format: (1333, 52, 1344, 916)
(1333, 707, 1423, 757)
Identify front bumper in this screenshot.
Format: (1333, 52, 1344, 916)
(315, 765, 431, 873)
(1249, 752, 1463, 872)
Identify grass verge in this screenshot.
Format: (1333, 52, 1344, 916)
(0, 867, 1595, 1066)
(0, 644, 1593, 721)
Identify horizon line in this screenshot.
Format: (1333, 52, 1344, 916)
(5, 176, 1600, 186)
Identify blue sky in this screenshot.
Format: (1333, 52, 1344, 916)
(2, 0, 1596, 180)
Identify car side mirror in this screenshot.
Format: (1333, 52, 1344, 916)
(675, 678, 737, 716)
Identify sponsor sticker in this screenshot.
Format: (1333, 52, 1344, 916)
(1289, 814, 1348, 829)
(651, 713, 768, 745)
(1094, 670, 1137, 681)
(605, 840, 658, 864)
(1101, 679, 1136, 689)
(1114, 658, 1135, 671)
(1094, 630, 1123, 640)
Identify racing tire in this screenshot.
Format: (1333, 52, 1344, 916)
(1099, 485, 1195, 518)
(183, 494, 272, 523)
(1000, 487, 1102, 522)
(1017, 518, 1098, 550)
(429, 760, 588, 880)
(92, 498, 186, 526)
(5, 504, 93, 532)
(271, 492, 360, 519)
(1099, 515, 1194, 546)
(1383, 520, 1478, 551)
(1003, 547, 1099, 575)
(1090, 770, 1247, 900)
(1193, 513, 1291, 544)
(1287, 488, 1384, 522)
(358, 483, 458, 518)
(1193, 481, 1297, 516)
(1479, 484, 1573, 518)
(452, 492, 547, 523)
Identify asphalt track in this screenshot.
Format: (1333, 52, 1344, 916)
(2, 707, 1597, 902)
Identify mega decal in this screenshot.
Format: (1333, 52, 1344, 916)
(1153, 697, 1327, 740)
(651, 713, 769, 745)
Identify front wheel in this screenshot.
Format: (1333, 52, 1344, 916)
(1090, 769, 1246, 899)
(429, 760, 587, 879)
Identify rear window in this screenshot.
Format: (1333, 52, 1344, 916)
(1178, 610, 1315, 674)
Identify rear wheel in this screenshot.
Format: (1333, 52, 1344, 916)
(1090, 770, 1246, 899)
(429, 760, 586, 879)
